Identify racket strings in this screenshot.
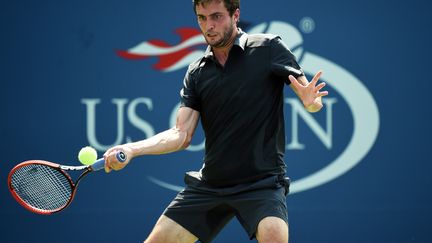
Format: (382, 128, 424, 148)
(10, 164, 73, 211)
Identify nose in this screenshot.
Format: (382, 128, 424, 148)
(206, 19, 215, 32)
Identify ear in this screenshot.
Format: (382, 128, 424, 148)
(233, 8, 240, 23)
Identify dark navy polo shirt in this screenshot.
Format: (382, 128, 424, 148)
(180, 30, 304, 187)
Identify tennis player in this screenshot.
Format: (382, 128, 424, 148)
(104, 0, 328, 242)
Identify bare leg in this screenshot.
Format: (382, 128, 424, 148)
(144, 215, 198, 243)
(256, 216, 289, 243)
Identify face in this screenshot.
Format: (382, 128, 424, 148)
(195, 0, 239, 49)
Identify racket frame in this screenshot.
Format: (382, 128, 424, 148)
(8, 160, 92, 215)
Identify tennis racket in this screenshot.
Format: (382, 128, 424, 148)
(7, 151, 126, 215)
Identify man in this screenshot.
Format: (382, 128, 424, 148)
(104, 0, 328, 242)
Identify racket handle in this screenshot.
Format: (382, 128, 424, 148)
(91, 151, 127, 171)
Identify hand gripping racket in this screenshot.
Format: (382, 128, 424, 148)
(7, 152, 126, 215)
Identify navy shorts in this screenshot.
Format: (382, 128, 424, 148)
(163, 173, 290, 243)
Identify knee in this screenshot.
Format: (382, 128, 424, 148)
(144, 234, 196, 243)
(144, 215, 198, 243)
(256, 217, 289, 243)
(257, 228, 289, 243)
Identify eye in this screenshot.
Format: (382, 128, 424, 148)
(209, 14, 223, 21)
(197, 15, 206, 22)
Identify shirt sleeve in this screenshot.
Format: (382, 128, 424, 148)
(180, 67, 201, 112)
(270, 36, 304, 85)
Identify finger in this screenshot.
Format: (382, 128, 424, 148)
(103, 147, 117, 157)
(316, 91, 329, 97)
(103, 149, 111, 158)
(109, 152, 125, 171)
(105, 164, 112, 173)
(315, 82, 326, 91)
(288, 75, 301, 87)
(104, 157, 112, 173)
(310, 71, 323, 85)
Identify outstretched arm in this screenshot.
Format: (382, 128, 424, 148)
(289, 70, 329, 113)
(103, 107, 200, 173)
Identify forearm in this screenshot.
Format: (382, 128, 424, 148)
(127, 128, 189, 157)
(103, 107, 199, 172)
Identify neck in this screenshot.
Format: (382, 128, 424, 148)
(213, 28, 238, 66)
(213, 47, 231, 66)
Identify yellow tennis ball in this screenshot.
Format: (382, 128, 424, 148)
(78, 146, 98, 165)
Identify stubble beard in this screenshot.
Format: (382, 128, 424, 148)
(205, 19, 235, 48)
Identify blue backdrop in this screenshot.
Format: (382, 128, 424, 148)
(1, 0, 431, 242)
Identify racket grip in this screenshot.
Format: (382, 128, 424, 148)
(91, 151, 127, 171)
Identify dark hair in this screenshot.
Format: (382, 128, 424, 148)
(192, 0, 240, 16)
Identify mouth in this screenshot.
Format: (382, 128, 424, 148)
(206, 32, 218, 38)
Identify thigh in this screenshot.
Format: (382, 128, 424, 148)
(230, 186, 288, 240)
(163, 187, 235, 243)
(145, 215, 198, 243)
